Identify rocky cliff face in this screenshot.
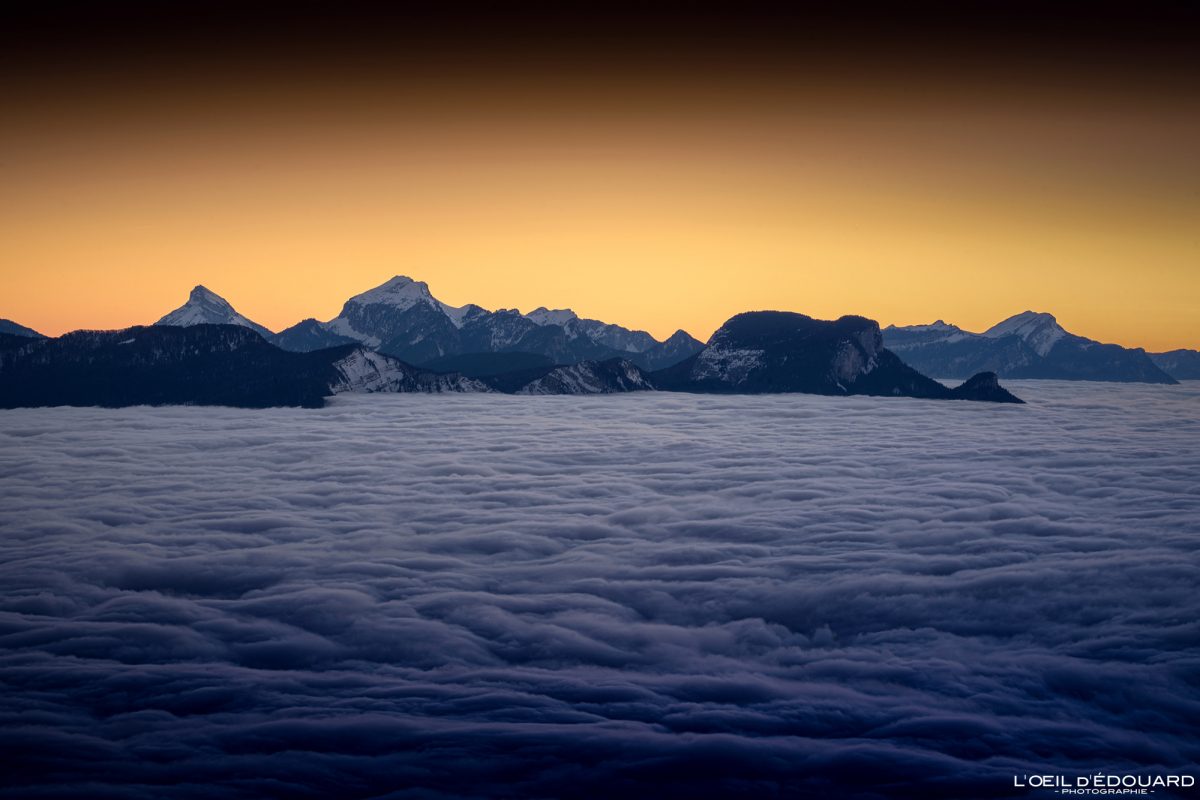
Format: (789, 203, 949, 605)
(328, 348, 490, 394)
(516, 358, 654, 395)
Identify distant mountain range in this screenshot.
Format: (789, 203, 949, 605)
(0, 311, 1023, 408)
(151, 276, 707, 373)
(1, 279, 1195, 408)
(884, 312, 1186, 383)
(139, 279, 1198, 383)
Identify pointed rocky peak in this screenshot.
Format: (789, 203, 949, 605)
(637, 328, 707, 370)
(188, 284, 225, 303)
(665, 329, 699, 345)
(525, 307, 579, 327)
(159, 285, 235, 318)
(657, 329, 705, 354)
(177, 285, 240, 319)
(984, 311, 1068, 356)
(155, 285, 273, 337)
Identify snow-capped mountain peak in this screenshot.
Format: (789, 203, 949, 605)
(983, 311, 1067, 356)
(272, 275, 692, 368)
(155, 285, 273, 338)
(189, 284, 221, 302)
(178, 285, 232, 315)
(525, 307, 579, 327)
(339, 275, 486, 329)
(346, 275, 438, 309)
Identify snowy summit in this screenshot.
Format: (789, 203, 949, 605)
(154, 285, 274, 339)
(344, 275, 437, 310)
(983, 311, 1067, 357)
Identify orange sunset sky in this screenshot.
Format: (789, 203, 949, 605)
(2, 4, 1198, 350)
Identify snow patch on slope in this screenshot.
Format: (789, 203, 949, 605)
(439, 302, 474, 328)
(328, 348, 489, 394)
(517, 360, 653, 395)
(324, 317, 382, 348)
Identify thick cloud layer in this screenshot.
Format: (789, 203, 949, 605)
(1, 383, 1197, 799)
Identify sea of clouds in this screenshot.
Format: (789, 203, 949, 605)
(1, 383, 1197, 799)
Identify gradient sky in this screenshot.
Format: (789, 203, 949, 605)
(2, 3, 1198, 349)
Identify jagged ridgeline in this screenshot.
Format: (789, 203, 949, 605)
(142, 277, 1195, 382)
(157, 276, 708, 372)
(0, 307, 1025, 407)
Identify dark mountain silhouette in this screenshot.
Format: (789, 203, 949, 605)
(653, 311, 1022, 403)
(949, 371, 1024, 403)
(1, 314, 1022, 406)
(0, 325, 485, 409)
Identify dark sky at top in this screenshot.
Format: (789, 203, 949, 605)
(5, 1, 1198, 84)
